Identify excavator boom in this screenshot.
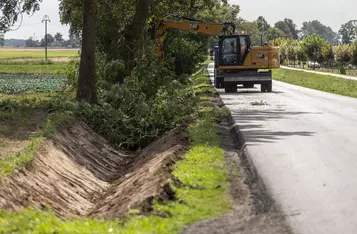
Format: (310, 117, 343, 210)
(156, 20, 235, 57)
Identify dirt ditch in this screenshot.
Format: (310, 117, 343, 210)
(0, 121, 188, 219)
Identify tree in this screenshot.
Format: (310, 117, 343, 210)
(301, 20, 338, 44)
(77, 0, 98, 103)
(0, 33, 4, 46)
(54, 32, 64, 45)
(122, 0, 153, 70)
(301, 34, 329, 64)
(25, 37, 38, 47)
(256, 16, 270, 33)
(339, 21, 357, 44)
(65, 32, 81, 48)
(287, 45, 296, 65)
(295, 44, 307, 68)
(0, 0, 41, 32)
(274, 21, 293, 38)
(284, 18, 299, 40)
(334, 44, 352, 66)
(264, 27, 285, 41)
(350, 41, 357, 66)
(236, 18, 260, 45)
(323, 45, 335, 66)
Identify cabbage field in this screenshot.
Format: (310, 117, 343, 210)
(0, 74, 67, 93)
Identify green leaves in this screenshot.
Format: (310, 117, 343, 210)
(0, 74, 67, 94)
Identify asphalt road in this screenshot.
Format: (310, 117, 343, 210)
(208, 63, 357, 234)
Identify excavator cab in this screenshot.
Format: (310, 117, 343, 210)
(219, 35, 251, 66)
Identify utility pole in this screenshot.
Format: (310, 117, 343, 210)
(42, 15, 51, 61)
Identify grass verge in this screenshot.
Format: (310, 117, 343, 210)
(274, 68, 357, 98)
(0, 61, 232, 234)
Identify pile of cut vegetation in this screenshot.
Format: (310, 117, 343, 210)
(0, 120, 188, 219)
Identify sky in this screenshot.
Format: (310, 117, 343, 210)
(5, 0, 69, 40)
(4, 0, 357, 40)
(230, 0, 357, 32)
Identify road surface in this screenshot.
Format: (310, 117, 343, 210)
(281, 66, 357, 81)
(208, 63, 357, 234)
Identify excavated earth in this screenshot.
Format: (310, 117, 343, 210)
(0, 121, 189, 219)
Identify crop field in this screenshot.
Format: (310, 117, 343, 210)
(0, 48, 79, 59)
(0, 64, 69, 74)
(0, 74, 67, 93)
(0, 48, 72, 94)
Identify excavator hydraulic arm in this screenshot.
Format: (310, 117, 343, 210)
(155, 20, 235, 57)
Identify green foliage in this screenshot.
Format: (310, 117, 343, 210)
(53, 56, 198, 149)
(338, 64, 347, 75)
(295, 44, 307, 63)
(236, 19, 260, 45)
(165, 32, 208, 76)
(284, 18, 299, 40)
(0, 137, 42, 177)
(274, 69, 357, 98)
(301, 34, 329, 62)
(301, 20, 338, 44)
(339, 21, 357, 44)
(265, 27, 285, 41)
(351, 41, 357, 66)
(334, 44, 352, 65)
(64, 58, 80, 88)
(0, 74, 67, 94)
(256, 16, 270, 33)
(274, 21, 293, 39)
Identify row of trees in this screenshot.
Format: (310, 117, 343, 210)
(240, 16, 356, 46)
(277, 35, 357, 68)
(25, 32, 80, 48)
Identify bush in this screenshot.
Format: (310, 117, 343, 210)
(54, 50, 198, 149)
(338, 65, 346, 75)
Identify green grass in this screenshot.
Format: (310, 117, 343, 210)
(0, 111, 74, 178)
(0, 63, 232, 234)
(0, 64, 68, 74)
(0, 51, 78, 59)
(0, 137, 42, 177)
(0, 138, 7, 147)
(274, 69, 357, 98)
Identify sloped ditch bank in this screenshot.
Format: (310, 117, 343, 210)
(0, 121, 189, 219)
(0, 63, 233, 233)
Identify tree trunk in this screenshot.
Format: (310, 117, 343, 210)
(123, 0, 152, 69)
(76, 0, 98, 104)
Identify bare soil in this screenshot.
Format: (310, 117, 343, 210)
(0, 109, 48, 159)
(0, 121, 188, 218)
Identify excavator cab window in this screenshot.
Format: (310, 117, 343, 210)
(220, 37, 238, 65)
(219, 35, 251, 66)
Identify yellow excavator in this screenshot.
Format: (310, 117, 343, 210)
(156, 17, 280, 93)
